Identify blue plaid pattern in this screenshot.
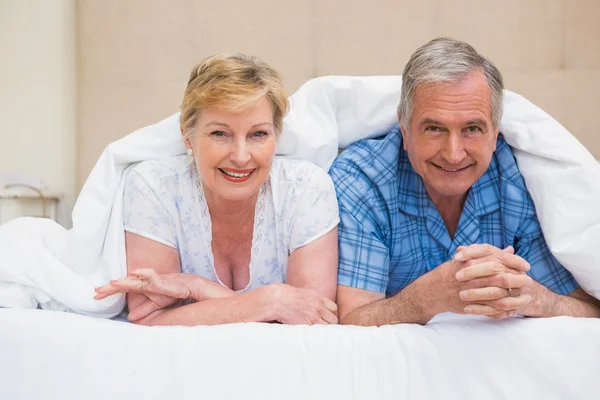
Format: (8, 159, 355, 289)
(330, 126, 579, 297)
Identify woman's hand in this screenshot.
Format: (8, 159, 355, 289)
(268, 284, 339, 325)
(95, 269, 197, 321)
(94, 268, 196, 300)
(95, 268, 238, 321)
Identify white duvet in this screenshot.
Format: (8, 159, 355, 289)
(0, 76, 598, 315)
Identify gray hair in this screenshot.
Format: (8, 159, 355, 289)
(398, 37, 504, 131)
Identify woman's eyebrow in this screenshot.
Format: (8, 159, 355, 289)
(205, 121, 230, 128)
(250, 122, 273, 129)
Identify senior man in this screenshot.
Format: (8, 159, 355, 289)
(330, 38, 600, 325)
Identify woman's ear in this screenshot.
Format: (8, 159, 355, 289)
(181, 127, 192, 147)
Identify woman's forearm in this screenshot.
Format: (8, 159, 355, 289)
(184, 274, 236, 301)
(136, 285, 276, 326)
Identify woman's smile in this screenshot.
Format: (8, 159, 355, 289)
(218, 168, 255, 182)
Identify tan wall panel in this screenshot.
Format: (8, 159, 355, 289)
(436, 0, 564, 72)
(565, 0, 600, 69)
(189, 0, 313, 81)
(1, 0, 76, 227)
(505, 69, 600, 159)
(78, 0, 195, 84)
(79, 81, 186, 178)
(315, 0, 437, 75)
(559, 70, 600, 157)
(504, 70, 564, 116)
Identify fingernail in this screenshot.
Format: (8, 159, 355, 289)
(459, 291, 468, 300)
(464, 306, 473, 314)
(455, 271, 464, 280)
(454, 252, 463, 261)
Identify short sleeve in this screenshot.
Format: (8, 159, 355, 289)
(288, 168, 340, 253)
(123, 168, 178, 249)
(515, 215, 579, 295)
(329, 162, 390, 293)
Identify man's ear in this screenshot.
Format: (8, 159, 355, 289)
(398, 114, 409, 151)
(492, 129, 500, 151)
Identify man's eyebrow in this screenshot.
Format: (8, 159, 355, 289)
(420, 118, 445, 126)
(465, 119, 489, 128)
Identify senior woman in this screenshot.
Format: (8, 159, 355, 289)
(94, 54, 339, 326)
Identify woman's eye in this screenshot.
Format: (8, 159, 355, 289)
(210, 130, 226, 137)
(252, 130, 268, 138)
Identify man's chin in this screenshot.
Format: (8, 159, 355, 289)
(428, 183, 471, 199)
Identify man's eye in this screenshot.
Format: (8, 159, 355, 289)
(211, 130, 226, 137)
(425, 126, 441, 132)
(465, 126, 481, 133)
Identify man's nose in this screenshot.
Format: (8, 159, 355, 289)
(441, 132, 467, 165)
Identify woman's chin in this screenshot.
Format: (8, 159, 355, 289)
(201, 171, 269, 203)
(212, 183, 262, 202)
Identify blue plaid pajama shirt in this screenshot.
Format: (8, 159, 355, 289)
(329, 126, 579, 297)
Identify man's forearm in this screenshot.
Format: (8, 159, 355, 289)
(341, 275, 439, 326)
(526, 287, 600, 318)
(555, 295, 600, 318)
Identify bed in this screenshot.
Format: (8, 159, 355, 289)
(1, 309, 598, 399)
(1, 76, 599, 399)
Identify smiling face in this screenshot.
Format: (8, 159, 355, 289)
(400, 70, 499, 203)
(187, 96, 277, 202)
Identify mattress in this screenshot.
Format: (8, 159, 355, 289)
(1, 309, 597, 399)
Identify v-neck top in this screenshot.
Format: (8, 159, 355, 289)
(123, 155, 339, 292)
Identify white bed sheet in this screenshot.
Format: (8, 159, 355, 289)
(1, 308, 598, 400)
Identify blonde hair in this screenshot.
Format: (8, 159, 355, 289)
(180, 53, 289, 140)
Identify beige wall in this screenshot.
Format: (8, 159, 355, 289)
(0, 0, 76, 227)
(77, 0, 600, 189)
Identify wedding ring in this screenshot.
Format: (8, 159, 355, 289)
(138, 276, 148, 290)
